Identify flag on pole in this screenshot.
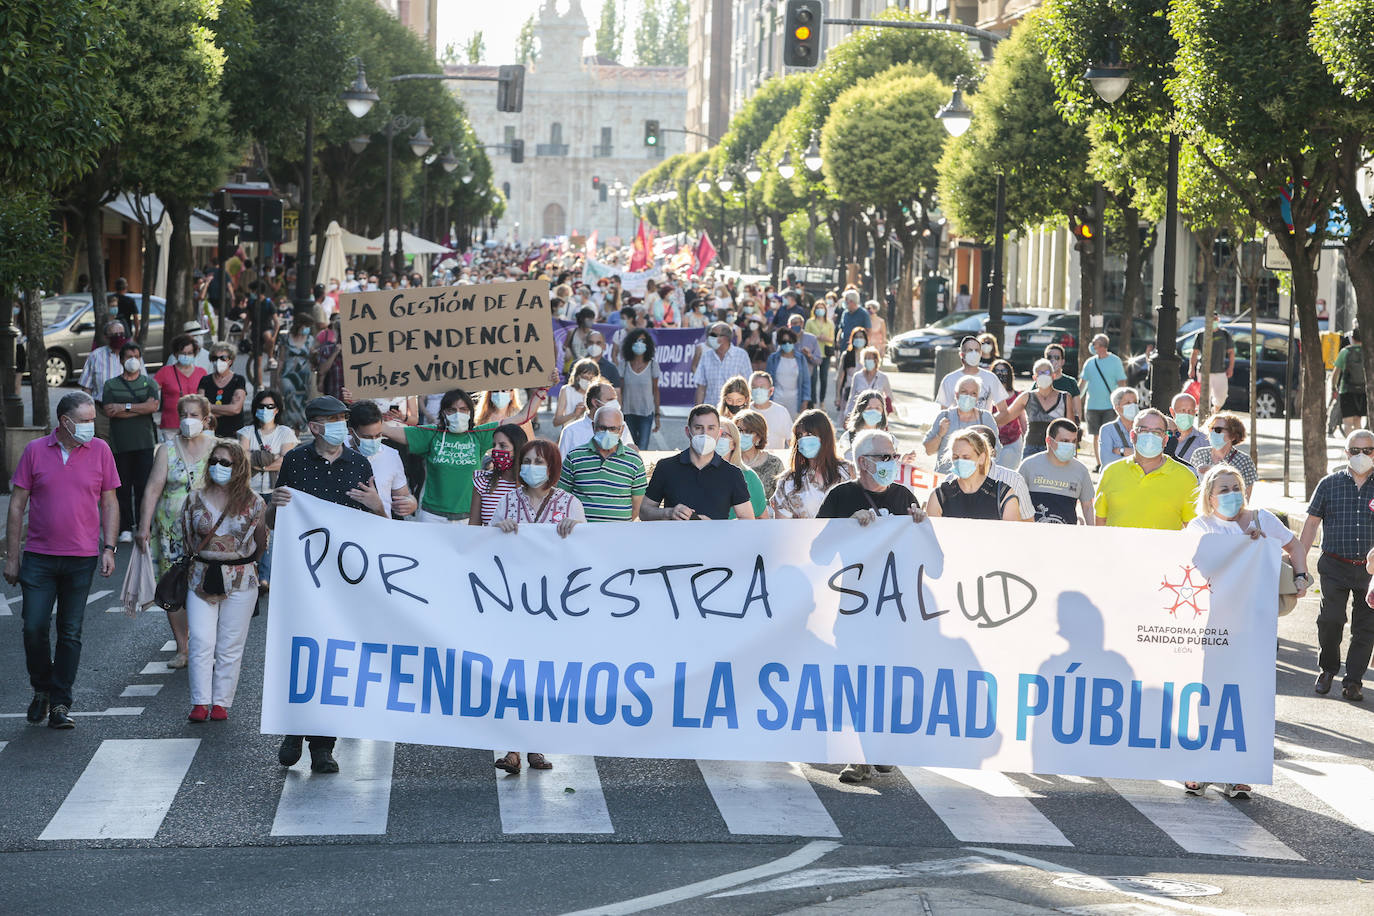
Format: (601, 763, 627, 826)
(585, 230, 598, 255)
(693, 232, 717, 276)
(629, 220, 650, 271)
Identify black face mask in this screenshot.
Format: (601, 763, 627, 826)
(996, 374, 1013, 388)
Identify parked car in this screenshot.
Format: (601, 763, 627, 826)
(1009, 312, 1156, 376)
(887, 308, 1060, 372)
(1125, 322, 1299, 418)
(25, 294, 167, 387)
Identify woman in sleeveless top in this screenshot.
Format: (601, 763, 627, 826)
(999, 358, 1069, 458)
(927, 429, 1021, 521)
(136, 394, 217, 668)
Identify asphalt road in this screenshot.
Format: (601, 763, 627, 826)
(1, 364, 1372, 915)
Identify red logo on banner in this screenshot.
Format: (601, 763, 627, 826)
(1160, 565, 1211, 619)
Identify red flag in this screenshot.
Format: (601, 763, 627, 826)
(585, 230, 598, 254)
(629, 219, 650, 271)
(693, 232, 717, 276)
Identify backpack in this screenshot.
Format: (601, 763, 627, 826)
(1345, 346, 1365, 390)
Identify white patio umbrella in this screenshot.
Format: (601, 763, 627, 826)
(152, 211, 172, 299)
(315, 220, 348, 288)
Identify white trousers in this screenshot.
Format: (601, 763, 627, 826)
(1208, 372, 1229, 412)
(187, 587, 257, 707)
(418, 508, 463, 524)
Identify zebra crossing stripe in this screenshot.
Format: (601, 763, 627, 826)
(495, 753, 613, 834)
(270, 739, 394, 836)
(899, 767, 1072, 847)
(696, 760, 840, 837)
(1103, 778, 1302, 860)
(39, 739, 199, 840)
(1277, 760, 1374, 833)
(85, 589, 112, 605)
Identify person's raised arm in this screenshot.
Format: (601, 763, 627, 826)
(1000, 390, 1032, 423)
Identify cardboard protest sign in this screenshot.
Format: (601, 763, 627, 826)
(339, 282, 555, 399)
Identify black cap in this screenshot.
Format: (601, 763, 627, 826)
(305, 396, 349, 420)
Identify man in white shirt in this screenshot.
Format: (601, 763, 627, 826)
(348, 401, 417, 517)
(693, 321, 753, 407)
(747, 371, 793, 449)
(937, 335, 1007, 412)
(558, 381, 635, 458)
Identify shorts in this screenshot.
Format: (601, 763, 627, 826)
(1086, 408, 1115, 435)
(1340, 391, 1367, 419)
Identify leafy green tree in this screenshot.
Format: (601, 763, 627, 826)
(660, 0, 689, 67)
(516, 15, 539, 66)
(1171, 0, 1354, 492)
(821, 65, 949, 332)
(464, 31, 487, 64)
(634, 0, 664, 66)
(596, 0, 624, 62)
(1311, 0, 1374, 99)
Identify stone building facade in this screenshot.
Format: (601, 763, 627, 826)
(445, 1, 686, 244)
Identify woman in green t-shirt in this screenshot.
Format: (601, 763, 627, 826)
(381, 381, 550, 523)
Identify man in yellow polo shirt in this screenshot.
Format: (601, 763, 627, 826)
(1095, 406, 1198, 529)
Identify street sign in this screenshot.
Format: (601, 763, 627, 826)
(283, 209, 299, 231)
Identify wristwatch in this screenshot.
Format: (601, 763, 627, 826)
(101, 544, 116, 553)
(1293, 572, 1312, 586)
(124, 403, 132, 413)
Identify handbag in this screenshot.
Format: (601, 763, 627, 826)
(1278, 558, 1299, 617)
(153, 498, 230, 611)
(120, 540, 156, 618)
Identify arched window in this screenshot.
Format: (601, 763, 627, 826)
(542, 202, 566, 238)
(550, 123, 563, 145)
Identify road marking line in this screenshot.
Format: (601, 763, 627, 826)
(1103, 779, 1302, 860)
(1276, 760, 1374, 832)
(1273, 736, 1340, 758)
(495, 753, 613, 834)
(39, 738, 199, 840)
(710, 855, 1017, 897)
(85, 589, 112, 605)
(120, 684, 163, 698)
(270, 738, 394, 836)
(0, 707, 143, 719)
(160, 640, 177, 653)
(901, 767, 1072, 847)
(557, 840, 840, 916)
(1058, 774, 1094, 784)
(140, 662, 174, 675)
(966, 847, 1251, 916)
(103, 606, 125, 614)
(0, 741, 7, 754)
(696, 760, 840, 837)
(0, 593, 12, 616)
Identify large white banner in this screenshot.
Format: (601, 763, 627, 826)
(262, 492, 1279, 783)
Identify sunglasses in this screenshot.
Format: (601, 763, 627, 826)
(865, 453, 899, 463)
(259, 404, 278, 410)
(1349, 447, 1374, 456)
(209, 458, 234, 468)
(1211, 427, 1227, 434)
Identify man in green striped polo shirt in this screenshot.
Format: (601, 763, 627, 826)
(558, 404, 647, 522)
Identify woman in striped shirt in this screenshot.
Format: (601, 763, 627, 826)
(468, 424, 528, 527)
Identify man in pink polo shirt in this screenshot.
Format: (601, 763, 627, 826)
(4, 392, 120, 729)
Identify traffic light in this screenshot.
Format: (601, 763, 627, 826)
(592, 175, 602, 191)
(644, 120, 660, 147)
(497, 65, 525, 112)
(1070, 204, 1096, 251)
(510, 138, 524, 164)
(783, 0, 823, 68)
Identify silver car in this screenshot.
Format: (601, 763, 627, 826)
(32, 294, 166, 387)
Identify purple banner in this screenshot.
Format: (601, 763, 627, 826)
(552, 319, 708, 409)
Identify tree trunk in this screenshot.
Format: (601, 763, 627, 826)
(84, 204, 110, 346)
(770, 213, 788, 288)
(1120, 211, 1143, 356)
(1346, 243, 1374, 400)
(24, 288, 51, 430)
(1077, 242, 1095, 377)
(1196, 228, 1217, 416)
(163, 196, 194, 355)
(139, 221, 156, 348)
(898, 238, 918, 335)
(869, 224, 888, 309)
(1292, 256, 1328, 495)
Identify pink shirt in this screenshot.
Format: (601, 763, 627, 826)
(12, 432, 120, 556)
(153, 363, 207, 430)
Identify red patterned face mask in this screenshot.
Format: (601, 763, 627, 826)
(490, 449, 513, 472)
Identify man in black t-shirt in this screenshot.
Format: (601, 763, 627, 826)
(817, 428, 927, 786)
(111, 277, 139, 337)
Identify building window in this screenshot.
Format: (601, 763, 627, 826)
(502, 182, 511, 201)
(543, 202, 566, 238)
(594, 126, 613, 158)
(504, 125, 515, 146)
(537, 122, 568, 157)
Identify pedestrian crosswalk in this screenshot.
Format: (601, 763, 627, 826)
(6, 737, 1371, 859)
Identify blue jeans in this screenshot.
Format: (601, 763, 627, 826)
(20, 552, 98, 709)
(625, 414, 654, 450)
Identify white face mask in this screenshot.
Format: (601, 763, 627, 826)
(123, 357, 141, 374)
(214, 359, 231, 374)
(490, 391, 512, 409)
(587, 344, 604, 358)
(962, 350, 980, 366)
(577, 377, 593, 391)
(690, 433, 718, 456)
(1350, 452, 1374, 475)
(179, 417, 203, 438)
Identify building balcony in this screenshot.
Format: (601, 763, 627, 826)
(592, 145, 614, 158)
(536, 143, 569, 157)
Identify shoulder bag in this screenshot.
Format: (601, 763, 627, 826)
(153, 493, 229, 611)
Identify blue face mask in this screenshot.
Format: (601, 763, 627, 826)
(737, 432, 755, 452)
(631, 341, 647, 355)
(520, 464, 549, 487)
(177, 354, 195, 367)
(861, 409, 882, 427)
(490, 391, 512, 409)
(1122, 403, 1140, 420)
(594, 429, 620, 451)
(1216, 490, 1245, 517)
(871, 459, 897, 486)
(956, 393, 978, 412)
(320, 420, 348, 446)
(798, 435, 822, 459)
(714, 437, 734, 459)
(780, 342, 795, 354)
(1053, 441, 1076, 461)
(951, 458, 978, 479)
(751, 387, 770, 405)
(1134, 431, 1164, 458)
(357, 437, 382, 457)
(1208, 430, 1226, 449)
(255, 407, 276, 425)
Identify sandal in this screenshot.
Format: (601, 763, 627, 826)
(1222, 783, 1251, 799)
(1183, 781, 1208, 796)
(494, 751, 521, 774)
(527, 752, 552, 770)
